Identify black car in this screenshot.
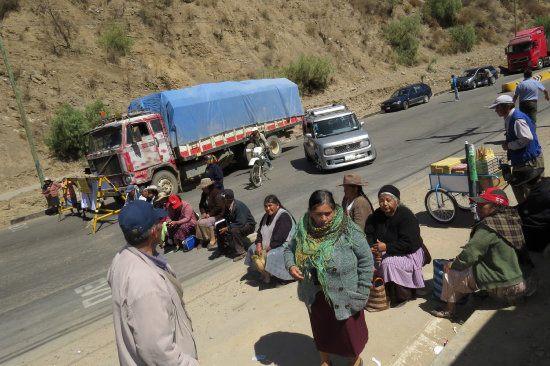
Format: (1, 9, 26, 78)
(453, 66, 498, 90)
(380, 83, 432, 112)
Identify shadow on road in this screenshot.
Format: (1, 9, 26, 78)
(405, 127, 503, 144)
(254, 331, 319, 365)
(416, 210, 475, 229)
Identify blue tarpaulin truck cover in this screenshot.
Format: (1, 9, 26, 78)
(127, 78, 303, 148)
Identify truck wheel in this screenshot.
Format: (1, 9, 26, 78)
(266, 135, 282, 159)
(152, 170, 179, 195)
(537, 58, 543, 70)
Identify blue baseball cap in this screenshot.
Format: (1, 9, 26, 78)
(119, 200, 167, 234)
(125, 184, 136, 193)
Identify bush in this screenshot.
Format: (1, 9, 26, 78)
(424, 0, 462, 28)
(449, 24, 476, 53)
(282, 55, 333, 95)
(0, 0, 19, 20)
(46, 104, 91, 160)
(97, 23, 133, 57)
(85, 100, 111, 126)
(384, 15, 421, 66)
(532, 16, 550, 34)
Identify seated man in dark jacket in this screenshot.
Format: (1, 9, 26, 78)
(512, 166, 550, 252)
(217, 189, 256, 261)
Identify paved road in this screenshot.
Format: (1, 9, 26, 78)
(1, 73, 547, 363)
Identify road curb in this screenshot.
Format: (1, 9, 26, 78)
(9, 211, 45, 226)
(501, 70, 550, 92)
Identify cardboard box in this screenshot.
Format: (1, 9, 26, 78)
(430, 157, 464, 174)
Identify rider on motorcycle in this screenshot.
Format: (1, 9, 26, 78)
(250, 127, 273, 170)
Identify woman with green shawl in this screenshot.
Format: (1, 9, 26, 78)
(283, 190, 374, 366)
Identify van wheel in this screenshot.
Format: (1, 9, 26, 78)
(304, 146, 313, 162)
(266, 135, 281, 159)
(152, 170, 179, 195)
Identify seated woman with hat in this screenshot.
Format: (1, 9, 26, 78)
(337, 174, 374, 231)
(365, 185, 427, 307)
(431, 188, 536, 319)
(195, 178, 225, 249)
(513, 166, 550, 252)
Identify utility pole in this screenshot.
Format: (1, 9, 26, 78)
(514, 0, 517, 34)
(0, 31, 45, 185)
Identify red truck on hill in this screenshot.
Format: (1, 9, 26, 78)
(506, 26, 550, 73)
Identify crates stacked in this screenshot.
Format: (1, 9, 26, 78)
(476, 157, 500, 175)
(430, 157, 464, 174)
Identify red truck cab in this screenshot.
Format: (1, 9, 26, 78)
(506, 27, 550, 73)
(86, 111, 178, 193)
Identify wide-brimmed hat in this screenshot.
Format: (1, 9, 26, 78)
(488, 95, 514, 109)
(511, 166, 544, 186)
(155, 191, 168, 202)
(337, 174, 368, 186)
(470, 187, 509, 206)
(44, 177, 51, 182)
(144, 185, 159, 192)
(197, 178, 214, 189)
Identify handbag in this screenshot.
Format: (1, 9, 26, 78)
(365, 276, 391, 312)
(181, 235, 196, 251)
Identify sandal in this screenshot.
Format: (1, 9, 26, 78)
(430, 309, 456, 319)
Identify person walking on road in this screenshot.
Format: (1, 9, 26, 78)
(107, 200, 199, 366)
(512, 69, 549, 126)
(490, 94, 543, 204)
(452, 74, 460, 101)
(284, 190, 373, 366)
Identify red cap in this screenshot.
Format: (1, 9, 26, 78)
(168, 195, 181, 209)
(469, 187, 509, 206)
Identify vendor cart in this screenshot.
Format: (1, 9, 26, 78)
(425, 143, 508, 223)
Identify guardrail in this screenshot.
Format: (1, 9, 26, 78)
(501, 70, 550, 92)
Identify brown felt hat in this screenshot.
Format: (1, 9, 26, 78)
(337, 174, 368, 187)
(196, 178, 214, 189)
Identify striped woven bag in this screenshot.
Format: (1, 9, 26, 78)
(365, 277, 391, 312)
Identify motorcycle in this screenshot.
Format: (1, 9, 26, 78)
(247, 146, 269, 187)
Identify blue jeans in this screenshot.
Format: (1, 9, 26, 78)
(454, 87, 460, 100)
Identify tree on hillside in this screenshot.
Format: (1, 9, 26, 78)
(46, 104, 91, 161)
(424, 0, 462, 28)
(384, 15, 422, 66)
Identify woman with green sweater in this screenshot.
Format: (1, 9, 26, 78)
(432, 188, 536, 319)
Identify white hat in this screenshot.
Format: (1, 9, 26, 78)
(144, 185, 159, 192)
(488, 95, 514, 109)
(44, 177, 51, 181)
(251, 127, 259, 132)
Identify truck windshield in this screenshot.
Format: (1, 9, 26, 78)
(88, 126, 122, 153)
(314, 114, 361, 138)
(506, 42, 531, 55)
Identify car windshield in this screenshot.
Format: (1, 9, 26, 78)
(88, 126, 122, 154)
(506, 41, 532, 55)
(314, 114, 361, 138)
(460, 69, 476, 77)
(391, 88, 409, 98)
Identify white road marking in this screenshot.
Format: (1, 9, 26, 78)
(9, 222, 28, 232)
(75, 277, 112, 308)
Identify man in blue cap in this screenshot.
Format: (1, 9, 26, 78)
(123, 184, 141, 206)
(107, 201, 199, 365)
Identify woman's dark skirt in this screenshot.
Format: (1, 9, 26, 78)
(308, 291, 368, 358)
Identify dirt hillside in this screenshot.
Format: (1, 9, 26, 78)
(0, 0, 547, 227)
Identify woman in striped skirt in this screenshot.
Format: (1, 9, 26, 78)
(365, 185, 427, 307)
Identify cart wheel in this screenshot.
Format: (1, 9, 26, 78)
(450, 192, 470, 211)
(425, 189, 457, 223)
